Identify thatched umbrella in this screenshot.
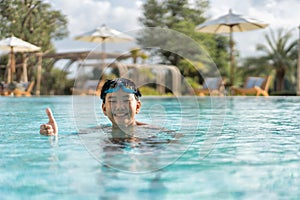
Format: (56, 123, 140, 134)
(0, 36, 40, 83)
(196, 9, 268, 85)
(74, 24, 134, 65)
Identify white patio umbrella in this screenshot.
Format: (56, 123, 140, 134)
(195, 9, 268, 85)
(0, 36, 41, 83)
(74, 24, 134, 64)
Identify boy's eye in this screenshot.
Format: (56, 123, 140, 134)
(108, 99, 131, 103)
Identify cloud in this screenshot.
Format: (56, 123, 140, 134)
(48, 0, 143, 36)
(46, 0, 299, 58)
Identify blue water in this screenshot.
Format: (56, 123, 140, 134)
(1, 96, 300, 199)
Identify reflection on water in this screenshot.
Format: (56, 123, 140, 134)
(79, 125, 185, 173)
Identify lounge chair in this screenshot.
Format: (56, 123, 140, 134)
(13, 81, 35, 97)
(194, 77, 224, 96)
(0, 83, 10, 96)
(231, 76, 271, 96)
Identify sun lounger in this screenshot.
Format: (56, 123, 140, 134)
(194, 77, 224, 96)
(13, 81, 35, 97)
(231, 76, 271, 96)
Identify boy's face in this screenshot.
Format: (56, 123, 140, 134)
(102, 89, 141, 128)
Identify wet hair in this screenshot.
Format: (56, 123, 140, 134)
(100, 78, 142, 103)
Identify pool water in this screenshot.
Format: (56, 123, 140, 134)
(1, 96, 300, 199)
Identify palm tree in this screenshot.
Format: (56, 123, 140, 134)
(256, 29, 297, 91)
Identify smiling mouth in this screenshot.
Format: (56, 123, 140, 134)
(114, 113, 128, 117)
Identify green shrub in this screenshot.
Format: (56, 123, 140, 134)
(139, 86, 160, 96)
(139, 86, 174, 96)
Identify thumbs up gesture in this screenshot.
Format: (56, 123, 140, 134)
(40, 108, 58, 136)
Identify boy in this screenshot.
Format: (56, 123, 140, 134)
(40, 78, 147, 136)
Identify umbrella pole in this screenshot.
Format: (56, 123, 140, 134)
(8, 47, 15, 83)
(7, 53, 12, 84)
(101, 37, 107, 68)
(229, 27, 235, 86)
(101, 42, 106, 67)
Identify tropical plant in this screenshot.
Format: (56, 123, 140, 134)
(255, 28, 298, 91)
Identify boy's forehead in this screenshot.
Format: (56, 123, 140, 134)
(106, 90, 135, 98)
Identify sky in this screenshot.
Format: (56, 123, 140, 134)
(45, 0, 300, 59)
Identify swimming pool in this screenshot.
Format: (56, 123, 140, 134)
(1, 96, 299, 199)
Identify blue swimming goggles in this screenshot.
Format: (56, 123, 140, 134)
(100, 78, 142, 102)
(104, 83, 137, 94)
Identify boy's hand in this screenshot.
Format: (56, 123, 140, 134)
(40, 108, 58, 136)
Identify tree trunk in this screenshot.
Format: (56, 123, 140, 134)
(275, 67, 285, 91)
